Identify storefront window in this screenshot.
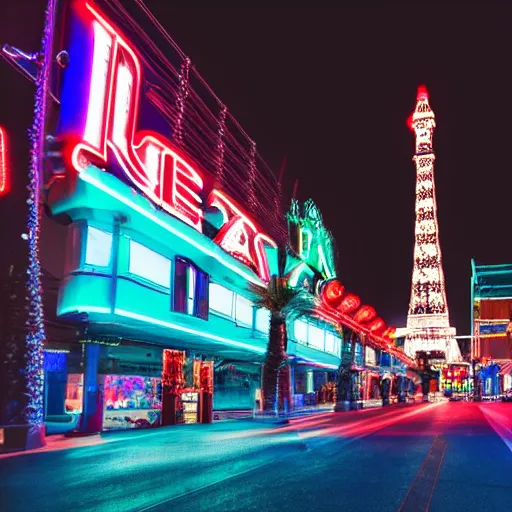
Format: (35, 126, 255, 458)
(129, 239, 171, 287)
(103, 375, 162, 430)
(65, 373, 83, 414)
(85, 226, 112, 267)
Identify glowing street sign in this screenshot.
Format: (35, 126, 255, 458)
(61, 2, 275, 281)
(72, 7, 204, 231)
(209, 190, 276, 282)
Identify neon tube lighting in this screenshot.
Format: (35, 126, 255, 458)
(59, 303, 266, 354)
(318, 244, 335, 279)
(114, 308, 266, 354)
(288, 262, 307, 288)
(78, 168, 262, 285)
(60, 305, 111, 315)
(71, 3, 275, 283)
(0, 126, 9, 195)
(476, 296, 512, 301)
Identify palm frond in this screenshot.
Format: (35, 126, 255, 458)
(249, 276, 317, 319)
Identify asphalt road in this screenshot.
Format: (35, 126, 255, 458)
(2, 402, 512, 512)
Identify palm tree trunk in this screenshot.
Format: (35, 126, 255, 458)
(261, 315, 287, 412)
(335, 329, 357, 411)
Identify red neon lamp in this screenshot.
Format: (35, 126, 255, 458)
(368, 317, 386, 334)
(353, 305, 376, 324)
(417, 84, 429, 101)
(338, 293, 361, 314)
(321, 279, 345, 308)
(0, 126, 9, 196)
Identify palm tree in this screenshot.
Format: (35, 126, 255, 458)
(250, 250, 316, 413)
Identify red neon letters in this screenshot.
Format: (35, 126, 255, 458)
(0, 126, 9, 196)
(72, 3, 275, 281)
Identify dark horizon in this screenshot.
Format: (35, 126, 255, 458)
(144, 5, 512, 334)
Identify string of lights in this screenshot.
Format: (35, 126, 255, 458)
(101, 0, 287, 243)
(24, 0, 57, 427)
(215, 104, 227, 184)
(408, 87, 448, 318)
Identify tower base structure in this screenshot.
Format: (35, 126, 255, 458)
(399, 314, 461, 363)
(404, 327, 461, 363)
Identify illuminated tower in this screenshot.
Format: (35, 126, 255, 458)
(404, 86, 461, 362)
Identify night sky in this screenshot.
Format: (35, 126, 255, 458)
(143, 5, 512, 334)
(3, 3, 512, 336)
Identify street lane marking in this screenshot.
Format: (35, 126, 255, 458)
(398, 435, 447, 512)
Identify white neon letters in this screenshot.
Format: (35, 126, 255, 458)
(74, 4, 203, 231)
(72, 3, 275, 281)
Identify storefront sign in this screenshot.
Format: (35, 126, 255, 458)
(479, 322, 508, 336)
(59, 2, 275, 281)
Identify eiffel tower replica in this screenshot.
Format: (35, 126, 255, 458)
(403, 86, 461, 363)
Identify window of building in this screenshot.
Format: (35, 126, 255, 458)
(365, 346, 377, 366)
(255, 308, 270, 334)
(294, 320, 308, 344)
(174, 258, 209, 320)
(355, 342, 364, 366)
(325, 332, 337, 355)
(235, 295, 253, 327)
(85, 226, 112, 267)
(128, 240, 171, 287)
(187, 265, 196, 315)
(209, 283, 234, 317)
(308, 324, 325, 351)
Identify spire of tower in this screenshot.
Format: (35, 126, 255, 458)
(417, 84, 428, 101)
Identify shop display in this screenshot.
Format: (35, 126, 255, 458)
(65, 373, 83, 414)
(103, 375, 162, 430)
(181, 392, 199, 424)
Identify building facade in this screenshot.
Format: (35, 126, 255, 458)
(471, 260, 512, 396)
(0, 1, 418, 450)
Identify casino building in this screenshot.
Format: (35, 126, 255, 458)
(0, 0, 416, 446)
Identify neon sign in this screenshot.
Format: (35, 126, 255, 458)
(62, 2, 275, 281)
(0, 126, 9, 196)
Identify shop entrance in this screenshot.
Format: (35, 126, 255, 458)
(162, 350, 213, 426)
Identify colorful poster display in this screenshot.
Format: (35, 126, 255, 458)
(103, 375, 162, 430)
